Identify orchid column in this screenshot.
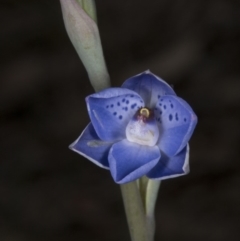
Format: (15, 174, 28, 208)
(60, 1, 198, 241)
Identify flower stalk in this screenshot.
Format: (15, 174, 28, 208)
(121, 181, 151, 241)
(145, 179, 161, 241)
(121, 178, 161, 241)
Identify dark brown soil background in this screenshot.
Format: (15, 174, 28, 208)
(1, 0, 240, 240)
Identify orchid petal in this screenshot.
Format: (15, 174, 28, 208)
(87, 93, 144, 141)
(147, 145, 189, 180)
(89, 87, 139, 99)
(122, 70, 176, 108)
(69, 123, 113, 169)
(108, 139, 160, 184)
(155, 95, 197, 156)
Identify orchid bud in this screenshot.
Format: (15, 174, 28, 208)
(60, 0, 110, 91)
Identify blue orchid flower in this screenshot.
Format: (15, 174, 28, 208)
(70, 71, 197, 184)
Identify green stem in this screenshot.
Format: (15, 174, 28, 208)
(138, 177, 161, 241)
(145, 180, 161, 241)
(121, 181, 150, 241)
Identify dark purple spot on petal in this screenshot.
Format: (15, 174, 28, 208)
(159, 111, 162, 115)
(126, 100, 129, 104)
(175, 113, 179, 121)
(130, 95, 134, 97)
(106, 105, 109, 108)
(163, 105, 166, 109)
(159, 103, 162, 106)
(122, 98, 125, 102)
(184, 118, 187, 122)
(111, 104, 114, 108)
(158, 95, 161, 99)
(170, 104, 174, 108)
(117, 102, 120, 106)
(131, 103, 137, 109)
(113, 112, 117, 116)
(160, 99, 163, 102)
(119, 115, 123, 120)
(169, 114, 173, 121)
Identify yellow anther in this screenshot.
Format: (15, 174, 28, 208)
(140, 108, 150, 117)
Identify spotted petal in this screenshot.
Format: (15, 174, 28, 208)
(108, 139, 160, 184)
(155, 95, 197, 156)
(147, 145, 189, 180)
(122, 70, 176, 108)
(87, 92, 144, 142)
(69, 123, 113, 169)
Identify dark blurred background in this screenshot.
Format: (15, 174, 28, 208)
(1, 0, 240, 240)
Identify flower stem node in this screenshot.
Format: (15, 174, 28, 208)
(70, 71, 198, 184)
